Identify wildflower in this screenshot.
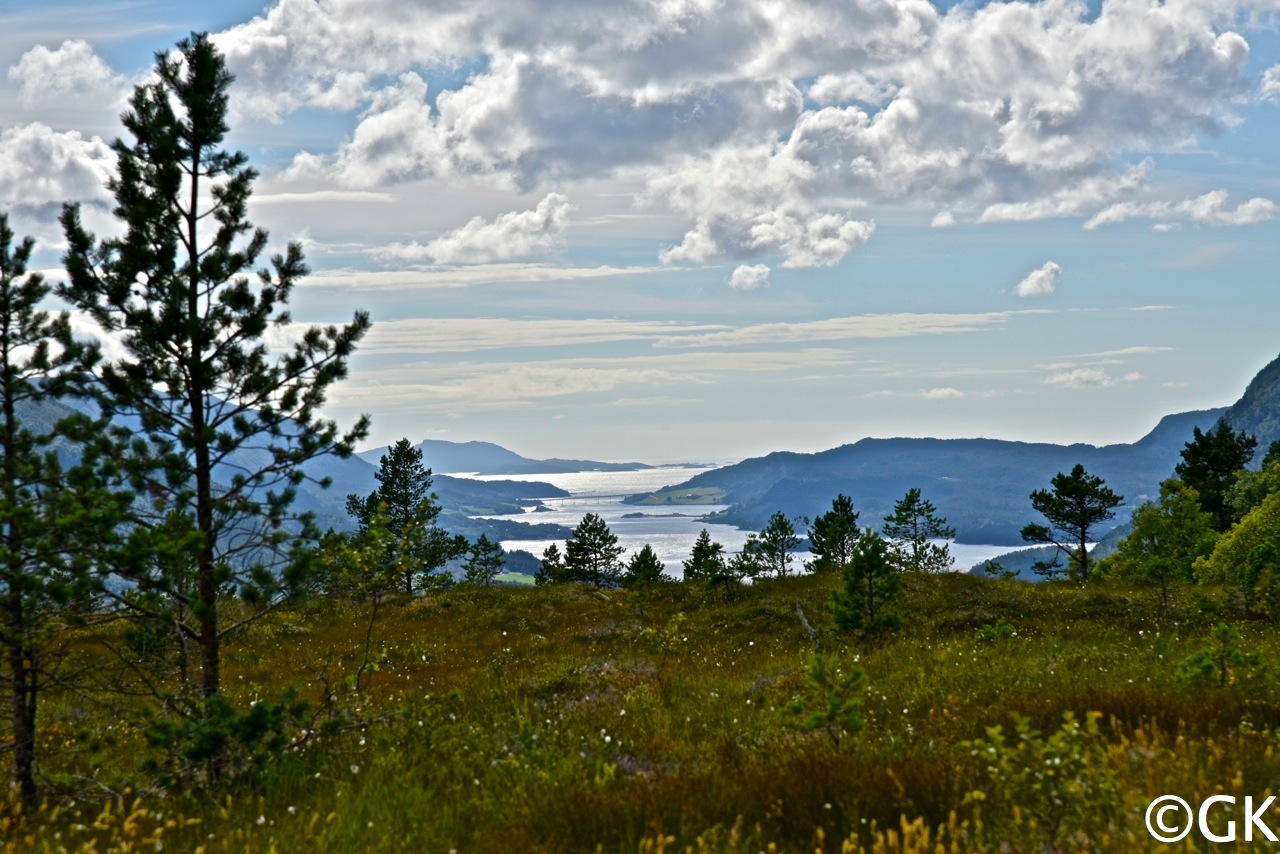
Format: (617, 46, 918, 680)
(350, 764, 359, 774)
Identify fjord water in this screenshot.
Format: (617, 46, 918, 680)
(462, 468, 1026, 577)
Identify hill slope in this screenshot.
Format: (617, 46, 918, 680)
(628, 407, 1230, 544)
(1224, 350, 1280, 453)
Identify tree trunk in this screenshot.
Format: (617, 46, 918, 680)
(188, 142, 220, 702)
(7, 589, 36, 804)
(2, 361, 37, 802)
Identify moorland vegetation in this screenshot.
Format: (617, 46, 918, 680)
(4, 32, 1280, 853)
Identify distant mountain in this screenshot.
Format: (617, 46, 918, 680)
(15, 399, 574, 543)
(358, 439, 654, 475)
(626, 406, 1230, 545)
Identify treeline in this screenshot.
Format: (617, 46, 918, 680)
(532, 486, 955, 591)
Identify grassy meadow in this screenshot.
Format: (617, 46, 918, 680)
(5, 571, 1280, 852)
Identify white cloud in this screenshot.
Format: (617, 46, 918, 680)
(253, 190, 397, 205)
(1264, 64, 1280, 103)
(7, 40, 127, 108)
(379, 193, 573, 264)
(1045, 368, 1113, 389)
(1014, 262, 1061, 298)
(304, 262, 672, 290)
(1084, 191, 1278, 230)
(930, 211, 956, 228)
(331, 348, 857, 412)
(1121, 372, 1144, 382)
(0, 123, 115, 212)
(267, 316, 730, 355)
(1071, 345, 1173, 358)
(657, 310, 1044, 348)
(922, 387, 964, 399)
(214, 0, 1272, 266)
(729, 264, 770, 290)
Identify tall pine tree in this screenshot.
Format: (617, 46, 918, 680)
(58, 34, 370, 701)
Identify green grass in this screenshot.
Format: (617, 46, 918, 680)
(631, 486, 727, 506)
(7, 573, 1280, 851)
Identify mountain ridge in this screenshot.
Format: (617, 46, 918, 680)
(625, 403, 1247, 545)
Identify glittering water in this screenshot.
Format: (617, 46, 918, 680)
(458, 467, 1027, 578)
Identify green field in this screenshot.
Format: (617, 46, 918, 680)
(7, 572, 1280, 851)
(630, 485, 728, 506)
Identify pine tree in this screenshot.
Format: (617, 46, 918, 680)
(0, 215, 126, 801)
(806, 494, 859, 573)
(535, 542, 564, 585)
(746, 511, 803, 577)
(622, 544, 666, 588)
(462, 535, 505, 586)
(830, 529, 901, 635)
(563, 513, 624, 587)
(1021, 464, 1123, 582)
(682, 528, 725, 584)
(58, 34, 369, 702)
(347, 439, 463, 592)
(1176, 420, 1257, 532)
(883, 488, 955, 573)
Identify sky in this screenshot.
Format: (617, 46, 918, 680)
(2, 0, 1279, 463)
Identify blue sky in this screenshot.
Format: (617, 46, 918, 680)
(2, 0, 1279, 462)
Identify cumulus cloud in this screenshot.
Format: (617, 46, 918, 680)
(930, 211, 956, 228)
(211, 0, 1275, 266)
(1045, 368, 1113, 389)
(0, 123, 115, 212)
(378, 193, 572, 264)
(1264, 65, 1280, 102)
(922, 387, 964, 399)
(1014, 262, 1061, 298)
(1083, 191, 1278, 230)
(729, 264, 770, 290)
(7, 40, 127, 108)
